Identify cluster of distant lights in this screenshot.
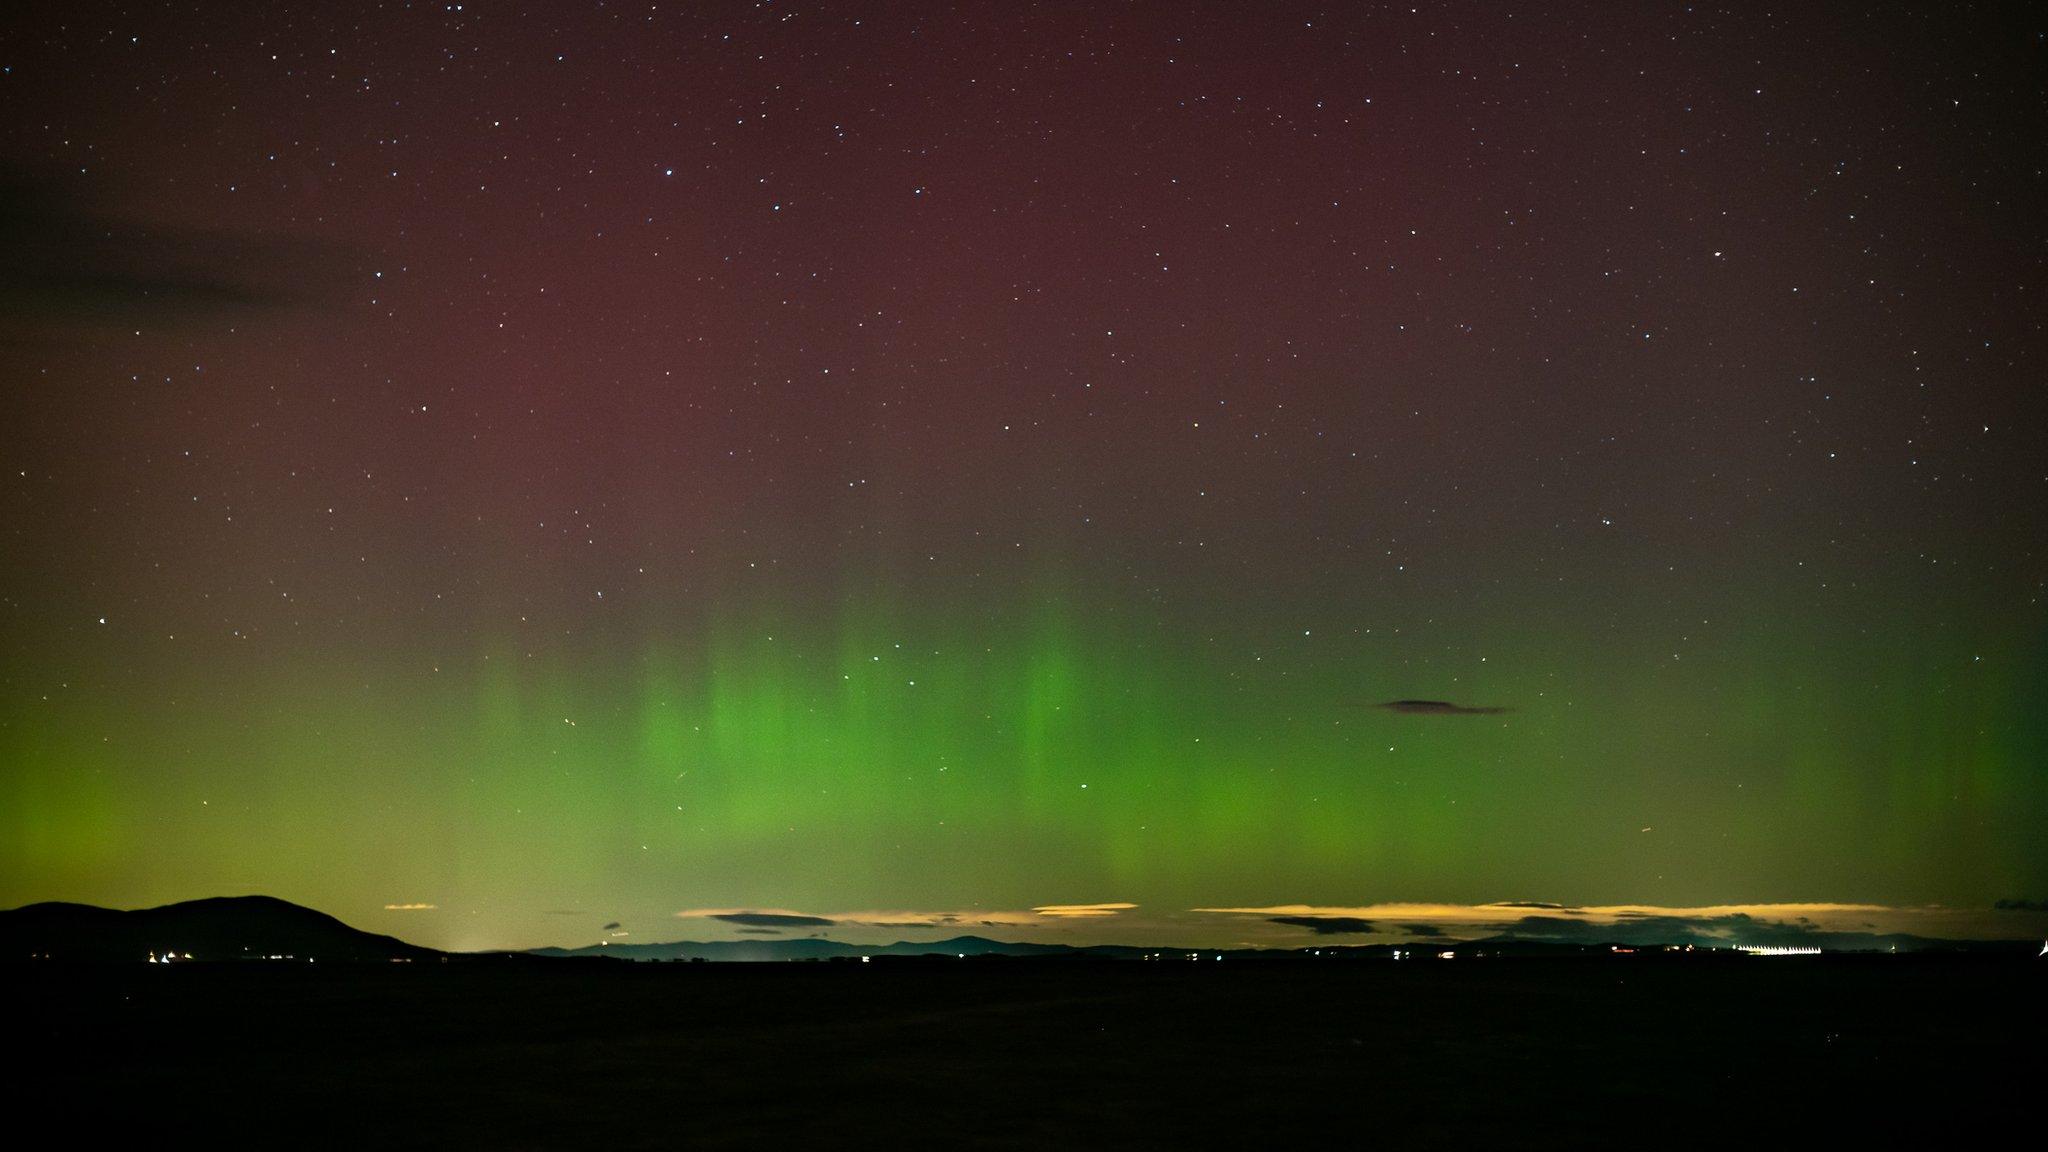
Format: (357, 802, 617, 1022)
(120, 939, 2048, 965)
(147, 950, 316, 963)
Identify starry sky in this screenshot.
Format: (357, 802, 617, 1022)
(2, 2, 2044, 952)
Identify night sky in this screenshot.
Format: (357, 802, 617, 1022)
(3, 2, 2044, 952)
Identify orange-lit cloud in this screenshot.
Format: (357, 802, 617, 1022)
(1195, 901, 2028, 945)
(642, 899, 2039, 949)
(1032, 902, 1139, 918)
(1199, 902, 1893, 923)
(672, 903, 1138, 929)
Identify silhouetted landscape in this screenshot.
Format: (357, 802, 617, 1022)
(8, 896, 2038, 964)
(5, 897, 2042, 1145)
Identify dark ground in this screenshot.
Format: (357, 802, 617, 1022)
(7, 955, 2040, 1147)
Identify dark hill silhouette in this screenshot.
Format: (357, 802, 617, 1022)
(0, 895, 440, 963)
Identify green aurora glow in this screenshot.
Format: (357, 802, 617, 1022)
(7, 548, 2042, 949)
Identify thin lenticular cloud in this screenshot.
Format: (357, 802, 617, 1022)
(700, 910, 835, 926)
(1032, 903, 1138, 918)
(674, 903, 1138, 929)
(676, 907, 836, 925)
(832, 904, 1135, 926)
(1268, 915, 1376, 935)
(836, 909, 1036, 928)
(383, 903, 436, 911)
(1375, 700, 1512, 716)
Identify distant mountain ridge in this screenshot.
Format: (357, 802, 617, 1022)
(0, 895, 440, 963)
(6, 897, 2037, 963)
(526, 932, 2039, 962)
(529, 933, 1159, 963)
(525, 935, 1683, 963)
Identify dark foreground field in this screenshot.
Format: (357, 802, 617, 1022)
(9, 956, 2041, 1147)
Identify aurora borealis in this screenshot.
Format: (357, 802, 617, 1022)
(2, 2, 2044, 952)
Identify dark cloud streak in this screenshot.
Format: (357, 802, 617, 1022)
(1269, 915, 1377, 935)
(710, 912, 838, 928)
(1375, 700, 1511, 716)
(0, 162, 342, 334)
